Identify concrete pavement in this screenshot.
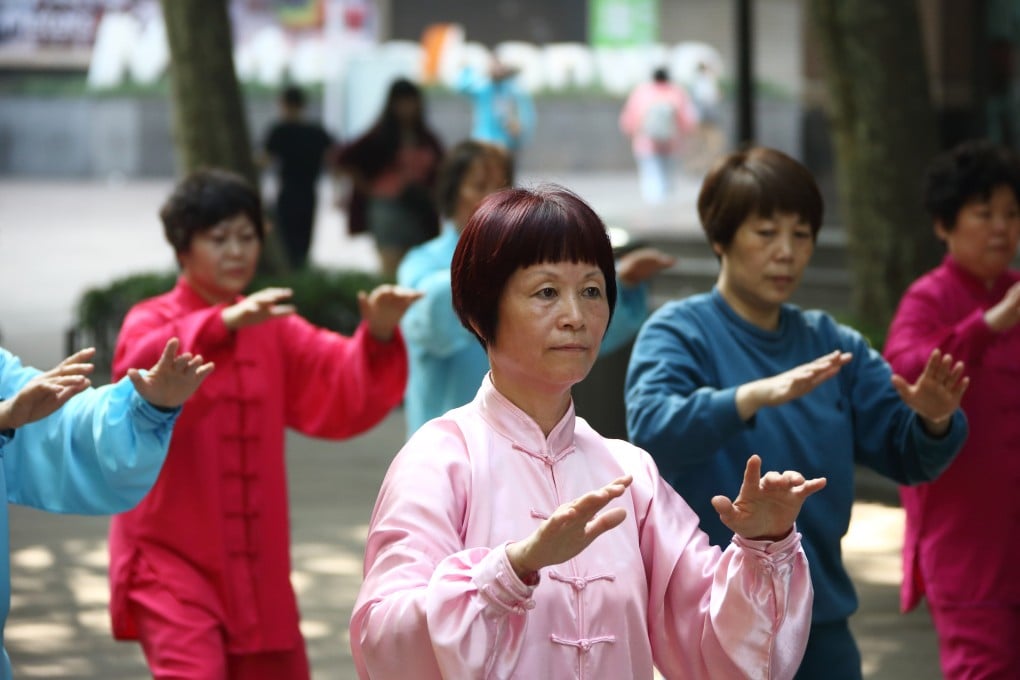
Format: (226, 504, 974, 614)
(0, 175, 942, 678)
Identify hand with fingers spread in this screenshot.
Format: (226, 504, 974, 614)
(711, 455, 827, 541)
(505, 476, 632, 580)
(358, 284, 424, 342)
(891, 348, 969, 436)
(735, 350, 853, 421)
(221, 287, 296, 331)
(0, 347, 97, 431)
(127, 338, 215, 409)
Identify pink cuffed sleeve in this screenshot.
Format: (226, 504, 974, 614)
(637, 466, 812, 680)
(426, 543, 538, 678)
(351, 427, 535, 680)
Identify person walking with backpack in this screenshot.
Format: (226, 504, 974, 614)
(619, 67, 697, 204)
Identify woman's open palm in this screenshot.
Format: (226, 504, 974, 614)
(506, 476, 631, 575)
(711, 455, 826, 541)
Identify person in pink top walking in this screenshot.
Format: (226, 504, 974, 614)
(351, 184, 825, 679)
(619, 67, 698, 204)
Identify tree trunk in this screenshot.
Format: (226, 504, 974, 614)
(807, 0, 943, 334)
(160, 0, 257, 186)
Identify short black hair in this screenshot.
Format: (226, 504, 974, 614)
(652, 67, 669, 83)
(160, 168, 264, 253)
(923, 139, 1020, 230)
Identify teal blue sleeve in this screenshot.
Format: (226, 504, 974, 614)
(399, 268, 477, 358)
(837, 323, 968, 483)
(0, 349, 178, 514)
(599, 281, 648, 356)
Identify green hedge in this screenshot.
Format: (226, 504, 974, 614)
(72, 267, 386, 378)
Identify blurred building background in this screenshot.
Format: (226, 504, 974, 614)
(1, 0, 1018, 191)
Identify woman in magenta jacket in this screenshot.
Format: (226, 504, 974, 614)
(884, 139, 1020, 679)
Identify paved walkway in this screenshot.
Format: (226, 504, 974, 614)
(0, 176, 942, 678)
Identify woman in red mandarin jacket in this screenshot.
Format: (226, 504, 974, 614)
(107, 168, 420, 679)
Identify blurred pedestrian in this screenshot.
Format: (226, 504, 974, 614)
(625, 147, 970, 680)
(351, 184, 823, 679)
(334, 78, 444, 278)
(0, 338, 211, 678)
(884, 140, 1020, 679)
(687, 60, 726, 174)
(619, 67, 697, 204)
(397, 140, 674, 439)
(260, 84, 335, 270)
(106, 168, 420, 679)
(455, 57, 536, 163)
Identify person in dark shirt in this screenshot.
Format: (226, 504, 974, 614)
(261, 85, 335, 269)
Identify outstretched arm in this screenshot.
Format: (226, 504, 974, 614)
(734, 350, 852, 421)
(0, 347, 94, 431)
(357, 284, 424, 342)
(2, 340, 212, 513)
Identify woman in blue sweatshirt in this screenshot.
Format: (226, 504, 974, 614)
(625, 147, 970, 679)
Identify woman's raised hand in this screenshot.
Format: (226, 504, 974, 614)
(505, 476, 632, 580)
(711, 455, 826, 541)
(984, 281, 1020, 332)
(891, 348, 969, 436)
(222, 287, 296, 330)
(358, 284, 424, 342)
(735, 350, 852, 421)
(128, 338, 215, 409)
(0, 347, 96, 431)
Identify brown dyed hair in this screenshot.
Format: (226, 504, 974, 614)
(160, 168, 264, 254)
(436, 140, 513, 218)
(697, 147, 823, 250)
(451, 185, 617, 348)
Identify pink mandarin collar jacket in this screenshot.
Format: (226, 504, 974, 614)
(351, 376, 814, 679)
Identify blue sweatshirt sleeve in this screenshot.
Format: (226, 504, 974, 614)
(625, 303, 749, 480)
(836, 321, 967, 483)
(0, 348, 178, 514)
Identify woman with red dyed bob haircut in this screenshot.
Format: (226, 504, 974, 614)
(351, 185, 824, 679)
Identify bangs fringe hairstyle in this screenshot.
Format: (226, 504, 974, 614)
(923, 139, 1020, 230)
(160, 168, 264, 253)
(451, 185, 617, 347)
(697, 147, 823, 249)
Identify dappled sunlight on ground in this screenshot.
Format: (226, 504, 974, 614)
(843, 501, 905, 586)
(843, 502, 941, 679)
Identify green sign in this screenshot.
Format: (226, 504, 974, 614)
(589, 0, 659, 47)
